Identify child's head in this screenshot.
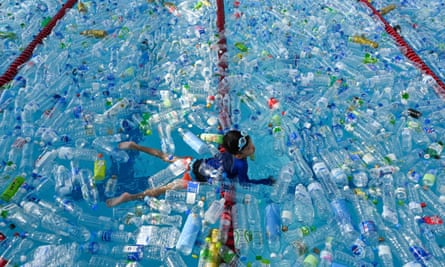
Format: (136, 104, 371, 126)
(222, 130, 255, 159)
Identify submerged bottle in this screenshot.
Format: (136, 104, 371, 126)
(178, 127, 209, 154)
(265, 203, 281, 258)
(270, 162, 294, 203)
(294, 184, 314, 226)
(93, 153, 106, 182)
(176, 203, 203, 255)
(104, 175, 118, 198)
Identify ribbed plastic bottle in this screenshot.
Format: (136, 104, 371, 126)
(164, 250, 188, 267)
(307, 181, 333, 223)
(96, 229, 132, 243)
(381, 174, 399, 225)
(245, 194, 264, 255)
(148, 158, 191, 189)
(231, 203, 250, 262)
(204, 197, 225, 225)
(270, 162, 294, 203)
(104, 175, 118, 198)
(141, 212, 183, 228)
(294, 184, 314, 226)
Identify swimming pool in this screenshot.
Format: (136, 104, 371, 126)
(1, 0, 445, 266)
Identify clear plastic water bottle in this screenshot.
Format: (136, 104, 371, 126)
(381, 174, 399, 225)
(204, 197, 225, 225)
(164, 250, 188, 267)
(78, 169, 99, 209)
(265, 203, 281, 258)
(144, 196, 172, 215)
(141, 212, 183, 228)
(270, 162, 294, 203)
(104, 175, 118, 198)
(178, 127, 209, 154)
(245, 194, 264, 254)
(158, 121, 175, 158)
(96, 229, 133, 243)
(294, 184, 314, 227)
(307, 181, 333, 223)
(231, 203, 250, 261)
(148, 158, 191, 188)
(378, 244, 395, 267)
(176, 204, 202, 255)
(280, 195, 294, 232)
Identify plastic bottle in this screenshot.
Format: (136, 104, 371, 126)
(158, 121, 175, 158)
(218, 208, 232, 244)
(93, 153, 106, 182)
(165, 189, 188, 213)
(270, 162, 294, 203)
(378, 244, 395, 267)
(265, 203, 281, 258)
(200, 133, 224, 144)
(204, 198, 225, 225)
(96, 229, 132, 243)
(91, 136, 130, 163)
(135, 225, 180, 249)
(143, 196, 172, 215)
(381, 174, 399, 225)
(104, 175, 118, 198)
(178, 127, 209, 154)
(19, 230, 62, 245)
(165, 250, 188, 267)
(319, 237, 334, 267)
(348, 188, 379, 247)
(141, 212, 183, 228)
(57, 146, 98, 161)
(294, 184, 314, 226)
(1, 175, 25, 202)
(287, 147, 314, 185)
(312, 158, 340, 200)
(330, 197, 357, 244)
(176, 204, 203, 255)
(231, 203, 250, 261)
(307, 181, 333, 223)
(78, 169, 99, 209)
(148, 158, 191, 188)
(244, 194, 264, 254)
(280, 195, 294, 232)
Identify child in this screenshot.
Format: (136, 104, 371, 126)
(106, 130, 274, 207)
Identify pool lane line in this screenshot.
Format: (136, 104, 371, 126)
(216, 0, 237, 252)
(0, 0, 79, 88)
(358, 0, 445, 98)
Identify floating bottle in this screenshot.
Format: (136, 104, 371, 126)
(104, 175, 118, 198)
(80, 30, 108, 38)
(178, 127, 209, 155)
(176, 204, 203, 255)
(350, 35, 379, 48)
(93, 153, 106, 182)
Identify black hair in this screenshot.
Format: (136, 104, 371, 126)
(222, 130, 250, 155)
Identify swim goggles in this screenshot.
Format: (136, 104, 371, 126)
(238, 130, 249, 152)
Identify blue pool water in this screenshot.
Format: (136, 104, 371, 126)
(1, 0, 445, 266)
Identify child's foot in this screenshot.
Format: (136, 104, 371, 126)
(106, 192, 132, 207)
(119, 141, 136, 150)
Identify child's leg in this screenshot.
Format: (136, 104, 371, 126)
(106, 178, 185, 207)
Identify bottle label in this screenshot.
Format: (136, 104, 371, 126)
(409, 245, 431, 262)
(423, 215, 443, 225)
(186, 182, 199, 205)
(100, 230, 112, 241)
(360, 220, 377, 235)
(94, 160, 106, 181)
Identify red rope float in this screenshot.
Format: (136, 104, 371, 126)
(0, 0, 79, 87)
